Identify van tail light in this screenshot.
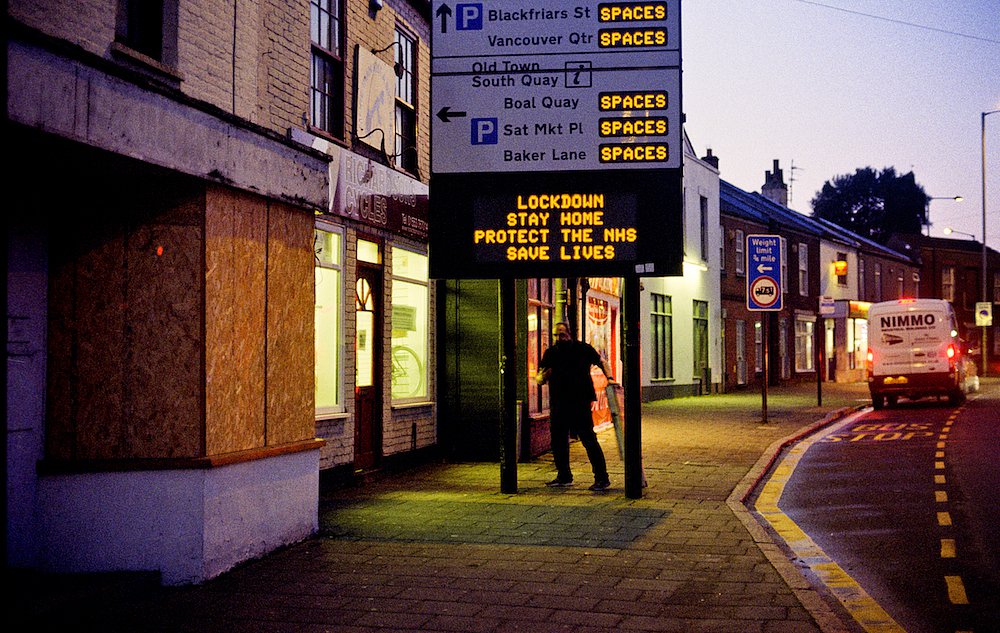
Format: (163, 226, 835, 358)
(866, 348, 874, 373)
(946, 344, 956, 359)
(947, 344, 957, 371)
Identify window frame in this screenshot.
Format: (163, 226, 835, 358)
(798, 242, 809, 296)
(650, 293, 673, 380)
(527, 279, 554, 415)
(699, 195, 709, 261)
(858, 257, 866, 301)
(389, 244, 430, 403)
(794, 316, 816, 372)
(874, 262, 883, 301)
(942, 265, 955, 303)
(314, 224, 346, 417)
(735, 229, 745, 275)
(310, 0, 345, 140)
(394, 26, 419, 174)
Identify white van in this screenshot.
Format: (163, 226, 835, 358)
(866, 299, 969, 409)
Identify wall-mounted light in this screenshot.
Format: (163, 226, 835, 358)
(370, 0, 384, 12)
(834, 260, 848, 276)
(371, 40, 404, 78)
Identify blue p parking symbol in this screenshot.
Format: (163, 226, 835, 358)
(471, 118, 498, 145)
(456, 3, 483, 30)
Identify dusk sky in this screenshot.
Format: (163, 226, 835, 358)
(681, 0, 1000, 247)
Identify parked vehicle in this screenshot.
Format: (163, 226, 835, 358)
(866, 299, 970, 409)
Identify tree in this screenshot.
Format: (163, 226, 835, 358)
(811, 167, 929, 243)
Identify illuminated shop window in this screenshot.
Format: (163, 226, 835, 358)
(527, 279, 554, 415)
(390, 247, 428, 401)
(358, 238, 381, 264)
(315, 228, 344, 414)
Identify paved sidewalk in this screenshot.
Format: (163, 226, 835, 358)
(11, 382, 871, 632)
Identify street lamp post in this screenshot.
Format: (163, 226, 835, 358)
(981, 110, 1000, 377)
(926, 196, 964, 236)
(943, 227, 975, 240)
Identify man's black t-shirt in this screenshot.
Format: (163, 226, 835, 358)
(539, 340, 602, 404)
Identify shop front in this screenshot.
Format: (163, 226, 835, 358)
(298, 132, 434, 476)
(828, 300, 871, 383)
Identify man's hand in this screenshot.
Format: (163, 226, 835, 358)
(535, 368, 552, 385)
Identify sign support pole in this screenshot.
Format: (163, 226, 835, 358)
(500, 278, 518, 494)
(623, 274, 643, 499)
(761, 312, 769, 423)
(816, 317, 823, 406)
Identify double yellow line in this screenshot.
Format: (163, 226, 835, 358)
(755, 412, 905, 633)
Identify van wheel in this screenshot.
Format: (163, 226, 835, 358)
(887, 395, 898, 407)
(948, 390, 966, 406)
(872, 395, 885, 410)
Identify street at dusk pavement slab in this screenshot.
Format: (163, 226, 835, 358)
(9, 382, 877, 633)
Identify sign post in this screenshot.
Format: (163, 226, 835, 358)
(430, 1, 683, 497)
(746, 235, 784, 422)
(817, 296, 836, 406)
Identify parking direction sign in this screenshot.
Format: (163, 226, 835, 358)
(746, 235, 783, 311)
(429, 0, 684, 279)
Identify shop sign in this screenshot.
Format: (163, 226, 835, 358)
(329, 151, 429, 240)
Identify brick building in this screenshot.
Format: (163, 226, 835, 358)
(6, 0, 432, 584)
(888, 233, 1000, 374)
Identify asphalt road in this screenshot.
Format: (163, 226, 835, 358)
(778, 385, 999, 633)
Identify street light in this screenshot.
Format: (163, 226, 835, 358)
(943, 227, 976, 240)
(925, 196, 963, 236)
(981, 109, 1000, 377)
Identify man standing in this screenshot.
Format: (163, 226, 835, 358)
(536, 322, 612, 491)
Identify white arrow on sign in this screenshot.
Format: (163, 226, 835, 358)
(757, 264, 773, 273)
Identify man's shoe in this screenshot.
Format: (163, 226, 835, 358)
(546, 477, 573, 487)
(588, 480, 611, 491)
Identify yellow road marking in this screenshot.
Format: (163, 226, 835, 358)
(935, 451, 945, 458)
(935, 461, 946, 470)
(940, 539, 956, 558)
(936, 441, 946, 449)
(935, 475, 947, 484)
(945, 576, 969, 604)
(939, 434, 949, 440)
(756, 413, 905, 633)
(935, 490, 948, 503)
(937, 511, 953, 526)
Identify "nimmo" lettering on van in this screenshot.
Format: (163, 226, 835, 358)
(880, 313, 937, 328)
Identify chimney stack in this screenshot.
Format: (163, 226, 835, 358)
(762, 159, 788, 207)
(701, 148, 719, 169)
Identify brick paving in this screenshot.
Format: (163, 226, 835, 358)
(11, 382, 872, 632)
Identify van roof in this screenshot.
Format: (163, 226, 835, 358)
(868, 299, 952, 313)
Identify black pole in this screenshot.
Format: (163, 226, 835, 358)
(761, 311, 769, 423)
(623, 275, 643, 499)
(500, 278, 518, 494)
(816, 316, 823, 406)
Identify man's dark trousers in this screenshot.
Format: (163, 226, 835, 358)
(550, 400, 608, 483)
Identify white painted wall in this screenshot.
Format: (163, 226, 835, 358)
(639, 137, 722, 392)
(36, 450, 319, 585)
(819, 239, 858, 301)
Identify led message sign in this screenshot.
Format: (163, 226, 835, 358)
(430, 169, 681, 278)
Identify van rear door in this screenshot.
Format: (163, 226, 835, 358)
(870, 304, 951, 376)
